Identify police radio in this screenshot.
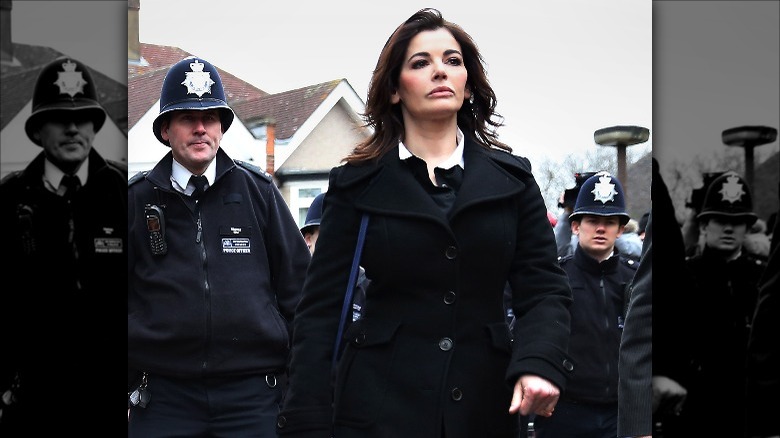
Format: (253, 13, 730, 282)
(145, 204, 167, 255)
(17, 204, 36, 256)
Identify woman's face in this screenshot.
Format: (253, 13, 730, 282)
(391, 27, 470, 121)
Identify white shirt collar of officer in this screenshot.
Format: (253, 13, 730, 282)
(398, 127, 465, 170)
(171, 158, 216, 195)
(43, 157, 89, 194)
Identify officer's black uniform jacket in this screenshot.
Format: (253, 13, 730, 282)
(687, 246, 764, 375)
(0, 148, 126, 430)
(127, 149, 310, 386)
(682, 245, 765, 436)
(277, 138, 574, 438)
(558, 243, 638, 404)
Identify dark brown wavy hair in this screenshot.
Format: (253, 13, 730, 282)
(345, 8, 509, 164)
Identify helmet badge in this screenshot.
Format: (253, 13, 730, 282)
(718, 174, 745, 204)
(591, 175, 618, 204)
(181, 60, 215, 98)
(53, 59, 87, 97)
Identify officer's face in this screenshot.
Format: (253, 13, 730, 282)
(700, 217, 748, 253)
(572, 215, 624, 261)
(34, 112, 95, 173)
(163, 110, 222, 175)
(303, 227, 320, 255)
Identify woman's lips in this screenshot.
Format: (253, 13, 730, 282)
(428, 87, 454, 97)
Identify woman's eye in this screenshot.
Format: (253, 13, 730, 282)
(411, 59, 429, 69)
(446, 57, 463, 66)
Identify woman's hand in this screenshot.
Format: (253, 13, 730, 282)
(508, 374, 560, 417)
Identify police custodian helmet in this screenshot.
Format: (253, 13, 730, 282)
(24, 56, 107, 146)
(696, 170, 758, 226)
(570, 171, 630, 225)
(153, 56, 234, 146)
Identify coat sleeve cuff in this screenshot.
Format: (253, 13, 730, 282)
(506, 348, 575, 391)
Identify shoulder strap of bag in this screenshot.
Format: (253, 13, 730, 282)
(332, 213, 369, 367)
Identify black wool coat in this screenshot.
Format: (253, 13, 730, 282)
(278, 138, 574, 438)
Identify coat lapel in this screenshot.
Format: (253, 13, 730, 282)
(335, 139, 533, 226)
(450, 139, 528, 219)
(354, 151, 447, 226)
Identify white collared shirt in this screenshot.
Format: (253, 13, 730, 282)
(43, 157, 89, 195)
(398, 127, 465, 171)
(171, 158, 217, 196)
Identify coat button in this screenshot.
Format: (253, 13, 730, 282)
(443, 291, 456, 305)
(445, 246, 458, 260)
(563, 359, 574, 372)
(451, 387, 463, 401)
(276, 415, 287, 428)
(354, 332, 366, 345)
(439, 337, 453, 351)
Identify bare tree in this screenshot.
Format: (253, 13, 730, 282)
(534, 146, 646, 212)
(660, 148, 744, 224)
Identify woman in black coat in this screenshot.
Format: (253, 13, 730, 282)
(277, 8, 574, 438)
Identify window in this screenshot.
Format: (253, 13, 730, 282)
(297, 186, 324, 227)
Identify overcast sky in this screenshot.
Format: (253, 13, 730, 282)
(10, 1, 776, 176)
(9, 1, 126, 83)
(10, 0, 652, 168)
(138, 0, 653, 167)
(653, 1, 779, 169)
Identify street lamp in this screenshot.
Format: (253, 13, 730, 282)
(594, 125, 650, 204)
(722, 125, 777, 189)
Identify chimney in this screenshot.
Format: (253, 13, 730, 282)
(128, 0, 141, 62)
(266, 121, 276, 176)
(1, 0, 13, 65)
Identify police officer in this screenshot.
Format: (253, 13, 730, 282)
(555, 171, 642, 261)
(300, 192, 327, 254)
(127, 57, 310, 437)
(534, 171, 638, 438)
(679, 170, 766, 437)
(0, 56, 127, 433)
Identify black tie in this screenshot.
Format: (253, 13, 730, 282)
(189, 175, 208, 199)
(61, 174, 81, 200)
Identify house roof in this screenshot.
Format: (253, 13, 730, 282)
(128, 43, 269, 129)
(231, 79, 343, 141)
(1, 43, 127, 132)
(128, 43, 358, 144)
(128, 42, 368, 181)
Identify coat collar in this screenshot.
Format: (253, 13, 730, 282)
(145, 148, 236, 190)
(573, 243, 620, 273)
(21, 148, 110, 187)
(332, 137, 534, 224)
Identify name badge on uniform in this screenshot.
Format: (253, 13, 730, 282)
(221, 226, 251, 254)
(94, 227, 123, 254)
